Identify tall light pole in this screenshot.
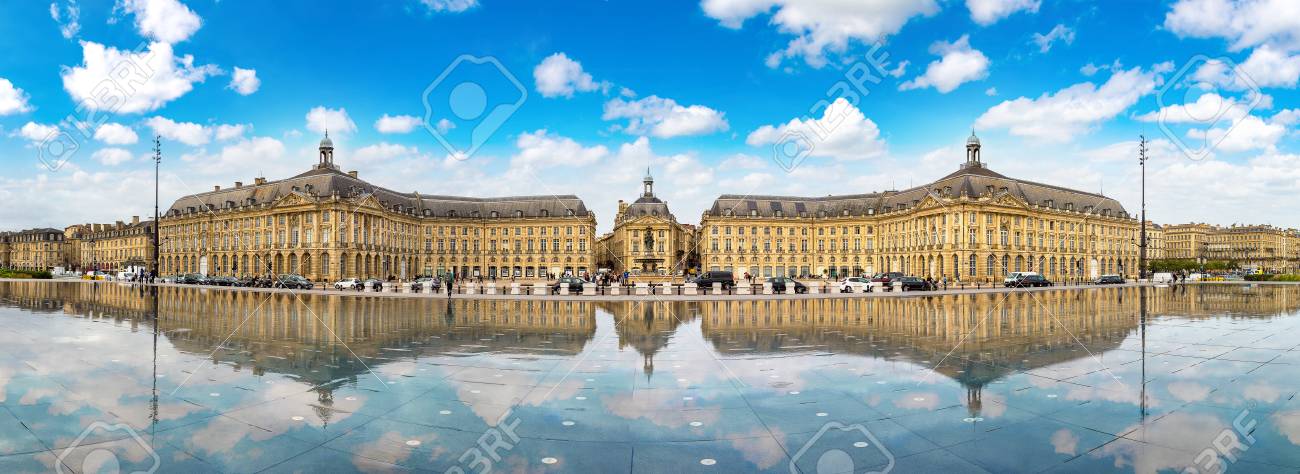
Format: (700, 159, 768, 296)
(1138, 135, 1148, 281)
(153, 136, 162, 279)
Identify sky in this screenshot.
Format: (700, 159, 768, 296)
(2, 0, 1299, 234)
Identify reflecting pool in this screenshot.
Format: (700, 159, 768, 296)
(1, 281, 1299, 473)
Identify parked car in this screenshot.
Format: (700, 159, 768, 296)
(839, 276, 872, 293)
(694, 271, 736, 290)
(409, 277, 435, 292)
(1004, 272, 1040, 286)
(897, 276, 935, 291)
(1007, 274, 1053, 288)
(551, 277, 585, 294)
(1094, 275, 1125, 285)
(275, 274, 314, 290)
(767, 276, 807, 294)
(209, 276, 239, 286)
(176, 273, 208, 285)
(334, 278, 361, 290)
(361, 278, 383, 291)
(871, 272, 905, 284)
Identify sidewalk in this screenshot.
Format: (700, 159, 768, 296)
(7, 277, 1166, 301)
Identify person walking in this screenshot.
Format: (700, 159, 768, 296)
(444, 271, 455, 299)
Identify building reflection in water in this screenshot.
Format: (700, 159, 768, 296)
(1, 281, 1297, 423)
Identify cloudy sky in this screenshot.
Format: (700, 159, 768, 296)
(2, 0, 1298, 233)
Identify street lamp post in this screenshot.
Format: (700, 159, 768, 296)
(152, 136, 161, 279)
(1138, 135, 1148, 281)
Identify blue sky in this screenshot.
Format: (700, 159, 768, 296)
(2, 0, 1298, 233)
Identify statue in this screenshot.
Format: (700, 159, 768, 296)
(644, 228, 654, 253)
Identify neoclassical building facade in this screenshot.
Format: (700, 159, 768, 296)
(595, 170, 697, 275)
(698, 134, 1141, 282)
(64, 217, 156, 273)
(158, 135, 598, 281)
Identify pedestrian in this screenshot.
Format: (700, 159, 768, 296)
(444, 271, 454, 299)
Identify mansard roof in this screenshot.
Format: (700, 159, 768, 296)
(166, 166, 592, 219)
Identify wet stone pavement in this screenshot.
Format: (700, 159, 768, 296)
(0, 281, 1298, 473)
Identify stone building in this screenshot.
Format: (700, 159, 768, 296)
(698, 133, 1140, 282)
(1164, 222, 1298, 272)
(596, 170, 697, 276)
(0, 228, 68, 271)
(64, 217, 156, 273)
(157, 134, 597, 281)
(1144, 221, 1164, 261)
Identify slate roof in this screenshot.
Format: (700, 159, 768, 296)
(166, 166, 592, 219)
(705, 163, 1130, 219)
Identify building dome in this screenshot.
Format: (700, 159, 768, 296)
(319, 131, 334, 149)
(967, 131, 980, 146)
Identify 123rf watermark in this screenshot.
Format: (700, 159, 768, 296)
(422, 55, 527, 161)
(771, 43, 894, 172)
(1154, 54, 1262, 162)
(38, 42, 158, 172)
(1183, 408, 1257, 474)
(443, 409, 523, 474)
(56, 421, 160, 474)
(789, 421, 894, 474)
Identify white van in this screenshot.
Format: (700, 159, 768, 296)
(1152, 272, 1174, 283)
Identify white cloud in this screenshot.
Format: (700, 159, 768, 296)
(1080, 63, 1101, 76)
(92, 147, 134, 166)
(18, 122, 58, 142)
(419, 0, 478, 13)
(534, 53, 608, 98)
(94, 123, 139, 145)
(603, 95, 729, 138)
(899, 35, 989, 93)
(746, 97, 887, 161)
(214, 124, 246, 141)
(719, 153, 767, 169)
(0, 78, 33, 115)
(1032, 24, 1075, 53)
(1134, 92, 1253, 124)
(975, 66, 1162, 141)
(435, 118, 455, 134)
(115, 0, 203, 44)
(352, 142, 428, 165)
(701, 0, 940, 68)
(179, 136, 289, 177)
(509, 130, 609, 173)
(1192, 45, 1300, 90)
(305, 106, 356, 136)
(985, 87, 998, 96)
(49, 0, 81, 39)
(60, 41, 219, 114)
(145, 116, 209, 146)
(227, 67, 259, 95)
(1164, 0, 1300, 52)
(1186, 114, 1286, 153)
(374, 114, 421, 134)
(967, 0, 1040, 25)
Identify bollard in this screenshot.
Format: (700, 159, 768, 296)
(683, 282, 698, 295)
(610, 284, 620, 296)
(510, 283, 521, 295)
(635, 283, 649, 295)
(762, 283, 773, 295)
(583, 283, 596, 295)
(736, 284, 751, 295)
(661, 282, 673, 296)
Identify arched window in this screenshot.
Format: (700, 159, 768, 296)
(986, 255, 995, 276)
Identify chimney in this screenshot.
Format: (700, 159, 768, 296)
(254, 177, 266, 185)
(213, 185, 221, 192)
(235, 181, 243, 188)
(115, 221, 124, 228)
(132, 216, 140, 225)
(348, 170, 358, 178)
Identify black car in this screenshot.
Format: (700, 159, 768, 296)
(767, 276, 807, 294)
(1009, 274, 1053, 288)
(176, 273, 208, 285)
(1094, 275, 1125, 285)
(695, 271, 735, 290)
(275, 274, 314, 290)
(210, 276, 239, 286)
(361, 278, 383, 291)
(871, 272, 905, 284)
(551, 277, 585, 294)
(897, 276, 934, 291)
